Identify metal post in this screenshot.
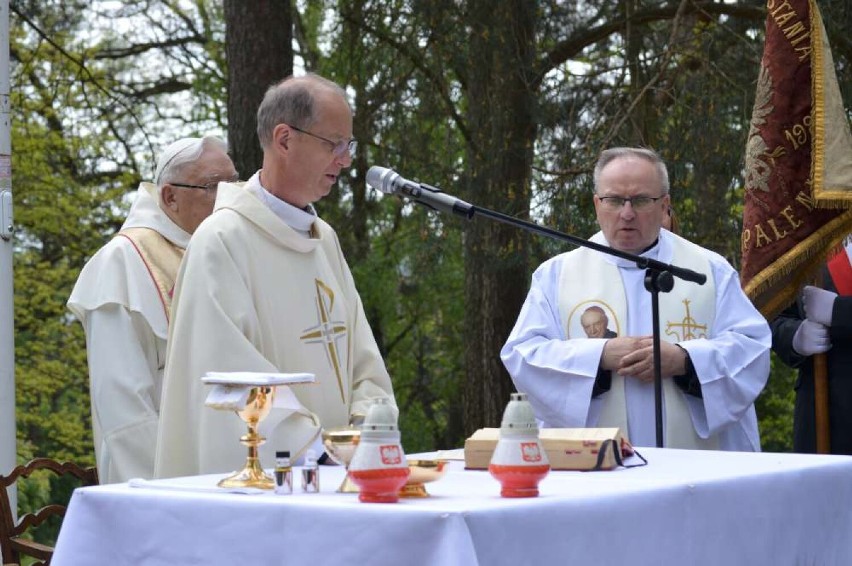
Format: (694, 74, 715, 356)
(0, 0, 18, 497)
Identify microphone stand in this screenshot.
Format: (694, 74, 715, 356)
(425, 197, 705, 449)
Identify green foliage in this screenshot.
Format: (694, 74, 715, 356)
(756, 355, 796, 453)
(307, 0, 473, 450)
(354, 219, 467, 452)
(13, 1, 851, 493)
(14, 259, 94, 463)
(10, 0, 231, 470)
(9, 1, 226, 548)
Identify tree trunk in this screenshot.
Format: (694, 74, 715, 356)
(223, 0, 293, 179)
(335, 0, 372, 263)
(462, 1, 536, 435)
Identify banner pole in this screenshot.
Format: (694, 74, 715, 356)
(813, 353, 830, 453)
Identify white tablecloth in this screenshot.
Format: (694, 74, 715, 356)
(52, 448, 852, 566)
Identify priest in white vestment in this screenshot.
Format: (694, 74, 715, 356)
(501, 147, 770, 450)
(155, 74, 396, 478)
(68, 136, 238, 483)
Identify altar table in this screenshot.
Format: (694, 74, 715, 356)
(51, 448, 852, 565)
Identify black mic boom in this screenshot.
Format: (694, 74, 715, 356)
(366, 166, 474, 219)
(365, 166, 705, 284)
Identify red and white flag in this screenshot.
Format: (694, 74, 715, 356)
(741, 0, 852, 319)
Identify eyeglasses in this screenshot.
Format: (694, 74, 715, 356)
(597, 195, 665, 211)
(288, 124, 357, 158)
(169, 177, 239, 193)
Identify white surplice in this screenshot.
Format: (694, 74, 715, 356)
(501, 229, 770, 450)
(68, 182, 190, 483)
(154, 173, 395, 478)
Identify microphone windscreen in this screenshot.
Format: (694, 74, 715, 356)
(366, 166, 395, 194)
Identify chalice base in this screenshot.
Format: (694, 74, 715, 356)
(337, 472, 360, 493)
(218, 457, 275, 490)
(398, 483, 429, 498)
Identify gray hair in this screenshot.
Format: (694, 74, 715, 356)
(155, 135, 228, 188)
(592, 147, 670, 195)
(256, 73, 349, 149)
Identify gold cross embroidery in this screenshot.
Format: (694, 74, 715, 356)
(665, 299, 708, 341)
(300, 279, 348, 403)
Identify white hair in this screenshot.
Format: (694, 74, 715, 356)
(593, 147, 670, 195)
(154, 135, 228, 189)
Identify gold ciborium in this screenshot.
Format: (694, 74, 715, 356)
(400, 459, 449, 498)
(218, 385, 276, 489)
(321, 427, 361, 493)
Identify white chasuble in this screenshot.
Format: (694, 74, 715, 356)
(155, 175, 395, 478)
(68, 182, 192, 483)
(557, 233, 718, 450)
(501, 229, 770, 452)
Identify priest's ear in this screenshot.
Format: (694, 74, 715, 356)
(160, 183, 179, 212)
(272, 123, 291, 154)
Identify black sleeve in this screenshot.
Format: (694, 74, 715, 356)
(673, 346, 703, 398)
(770, 301, 808, 369)
(591, 367, 612, 398)
(594, 350, 701, 397)
(830, 295, 852, 342)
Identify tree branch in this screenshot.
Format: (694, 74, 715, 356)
(10, 2, 158, 157)
(532, 1, 765, 90)
(95, 36, 206, 60)
(599, 0, 691, 149)
(292, 8, 320, 70)
(338, 8, 473, 147)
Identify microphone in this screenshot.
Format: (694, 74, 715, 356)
(366, 166, 474, 219)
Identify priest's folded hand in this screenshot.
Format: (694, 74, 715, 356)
(613, 340, 685, 383)
(792, 319, 832, 356)
(601, 336, 651, 372)
(802, 285, 837, 327)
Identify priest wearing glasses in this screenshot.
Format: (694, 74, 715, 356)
(155, 74, 396, 478)
(501, 147, 770, 451)
(69, 136, 238, 483)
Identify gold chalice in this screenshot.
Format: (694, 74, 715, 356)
(321, 427, 361, 493)
(400, 459, 449, 498)
(218, 385, 276, 489)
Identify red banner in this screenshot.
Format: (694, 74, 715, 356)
(741, 0, 852, 320)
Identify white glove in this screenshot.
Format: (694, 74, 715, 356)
(802, 285, 837, 326)
(791, 319, 832, 356)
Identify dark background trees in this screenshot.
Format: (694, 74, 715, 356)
(8, 1, 852, 482)
(223, 0, 293, 178)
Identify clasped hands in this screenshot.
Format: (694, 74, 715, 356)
(792, 285, 837, 356)
(600, 337, 687, 383)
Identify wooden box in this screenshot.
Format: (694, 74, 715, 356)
(463, 427, 632, 471)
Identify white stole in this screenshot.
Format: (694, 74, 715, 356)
(558, 234, 719, 449)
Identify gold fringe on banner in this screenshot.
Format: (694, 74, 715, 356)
(740, 0, 852, 321)
(810, 1, 852, 208)
(743, 211, 852, 319)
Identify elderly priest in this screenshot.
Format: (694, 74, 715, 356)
(68, 136, 237, 483)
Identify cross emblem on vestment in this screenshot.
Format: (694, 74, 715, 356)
(300, 279, 348, 403)
(665, 299, 708, 341)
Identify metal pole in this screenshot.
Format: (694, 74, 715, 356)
(0, 0, 18, 488)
